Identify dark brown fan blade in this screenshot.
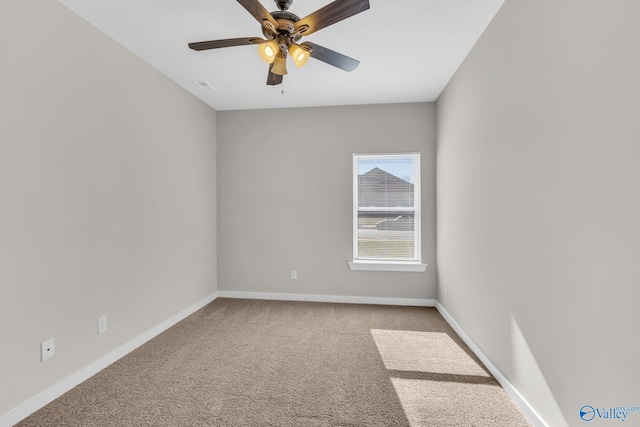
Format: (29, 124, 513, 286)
(301, 42, 360, 72)
(188, 37, 264, 51)
(295, 0, 369, 36)
(237, 0, 279, 30)
(267, 63, 283, 85)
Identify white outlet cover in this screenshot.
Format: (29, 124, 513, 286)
(41, 338, 55, 362)
(98, 315, 107, 334)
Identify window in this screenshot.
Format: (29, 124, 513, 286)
(350, 153, 425, 271)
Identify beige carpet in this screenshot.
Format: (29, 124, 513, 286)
(17, 298, 532, 426)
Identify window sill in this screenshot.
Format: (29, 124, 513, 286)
(348, 261, 427, 272)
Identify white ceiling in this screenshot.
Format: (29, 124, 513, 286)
(57, 0, 504, 111)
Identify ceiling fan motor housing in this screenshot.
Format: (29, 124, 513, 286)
(262, 10, 302, 45)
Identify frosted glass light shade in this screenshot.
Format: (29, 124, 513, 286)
(258, 40, 279, 63)
(288, 44, 310, 68)
(271, 55, 288, 75)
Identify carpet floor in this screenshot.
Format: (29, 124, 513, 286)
(17, 298, 532, 426)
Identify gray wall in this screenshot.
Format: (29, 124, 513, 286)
(0, 0, 217, 416)
(436, 1, 640, 426)
(218, 103, 436, 299)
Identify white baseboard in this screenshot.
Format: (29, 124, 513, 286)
(435, 302, 548, 427)
(0, 292, 219, 427)
(2, 292, 546, 427)
(217, 291, 436, 307)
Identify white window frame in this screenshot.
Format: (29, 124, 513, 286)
(349, 153, 427, 272)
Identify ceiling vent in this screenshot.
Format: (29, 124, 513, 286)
(195, 80, 217, 92)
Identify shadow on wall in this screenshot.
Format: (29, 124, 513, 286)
(511, 316, 567, 427)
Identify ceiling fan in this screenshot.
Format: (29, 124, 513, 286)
(188, 0, 370, 86)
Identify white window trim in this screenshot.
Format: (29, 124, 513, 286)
(348, 260, 427, 272)
(351, 153, 426, 272)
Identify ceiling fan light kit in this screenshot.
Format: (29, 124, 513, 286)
(188, 0, 370, 85)
(258, 39, 279, 63)
(288, 43, 310, 68)
(271, 54, 289, 75)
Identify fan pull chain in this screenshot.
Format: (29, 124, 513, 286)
(281, 80, 285, 95)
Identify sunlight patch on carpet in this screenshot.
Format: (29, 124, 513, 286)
(370, 329, 490, 377)
(391, 378, 531, 427)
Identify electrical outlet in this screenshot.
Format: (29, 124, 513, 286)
(97, 315, 107, 335)
(290, 270, 298, 280)
(41, 338, 55, 362)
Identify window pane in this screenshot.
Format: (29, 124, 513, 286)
(357, 213, 415, 260)
(358, 158, 415, 209)
(354, 153, 419, 262)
